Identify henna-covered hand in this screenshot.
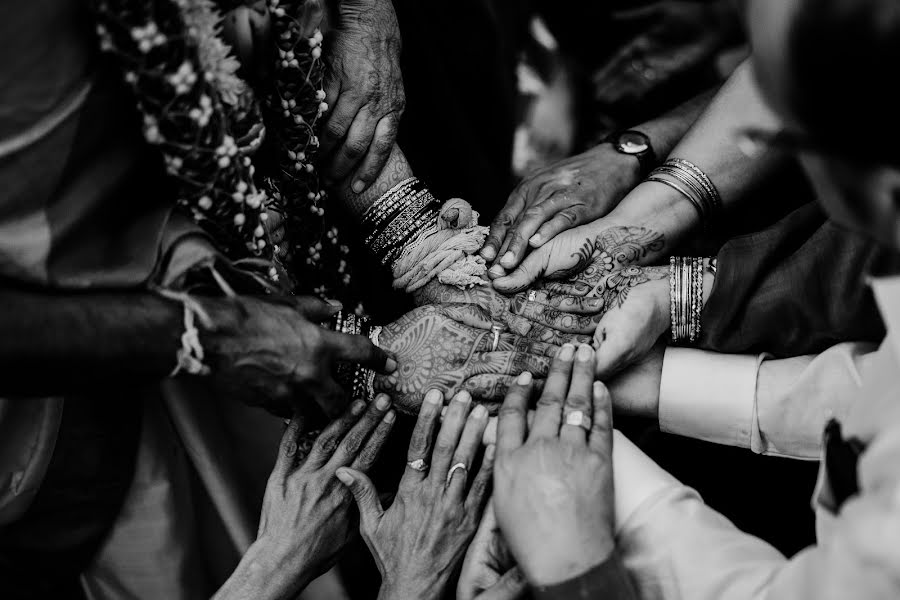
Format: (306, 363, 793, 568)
(321, 0, 405, 192)
(414, 280, 595, 347)
(374, 305, 557, 414)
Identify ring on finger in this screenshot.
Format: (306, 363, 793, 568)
(446, 462, 468, 487)
(407, 458, 429, 472)
(527, 290, 537, 302)
(490, 325, 502, 352)
(564, 410, 591, 431)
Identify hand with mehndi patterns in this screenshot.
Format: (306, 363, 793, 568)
(374, 305, 557, 413)
(414, 280, 595, 347)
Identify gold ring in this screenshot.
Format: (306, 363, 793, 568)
(446, 462, 468, 486)
(490, 325, 502, 352)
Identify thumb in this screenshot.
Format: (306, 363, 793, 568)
(335, 467, 384, 531)
(593, 319, 631, 379)
(492, 249, 549, 294)
(480, 567, 528, 600)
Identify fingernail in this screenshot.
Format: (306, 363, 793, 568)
(384, 410, 396, 423)
(593, 381, 607, 398)
(481, 246, 497, 260)
(352, 400, 366, 415)
(559, 343, 575, 361)
(501, 251, 515, 266)
(472, 404, 487, 419)
(385, 358, 398, 372)
(485, 444, 496, 460)
(335, 469, 354, 485)
(425, 389, 443, 405)
(441, 406, 448, 418)
(352, 180, 365, 193)
(577, 344, 594, 361)
(489, 264, 506, 276)
(517, 371, 532, 385)
(375, 394, 390, 410)
(455, 390, 472, 404)
(325, 298, 343, 308)
(529, 233, 542, 246)
(587, 298, 604, 308)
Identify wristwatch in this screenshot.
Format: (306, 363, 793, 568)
(605, 130, 656, 178)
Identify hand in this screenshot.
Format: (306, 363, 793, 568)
(336, 389, 494, 600)
(321, 0, 405, 192)
(374, 305, 557, 413)
(214, 396, 395, 600)
(458, 499, 528, 600)
(415, 280, 595, 346)
(493, 344, 616, 586)
(205, 296, 396, 417)
(481, 143, 642, 270)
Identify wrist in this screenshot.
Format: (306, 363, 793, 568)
(524, 537, 615, 587)
(217, 538, 311, 600)
(379, 575, 449, 600)
(609, 181, 700, 245)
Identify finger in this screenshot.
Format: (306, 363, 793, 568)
(483, 409, 534, 445)
(511, 301, 599, 334)
(497, 229, 529, 271)
(512, 292, 605, 315)
(297, 0, 325, 38)
(529, 343, 574, 440)
(446, 404, 489, 500)
(462, 375, 515, 401)
(320, 93, 362, 160)
(487, 263, 508, 280)
(350, 113, 399, 193)
(312, 376, 350, 419)
(271, 412, 306, 481)
(465, 444, 495, 513)
(560, 344, 595, 445)
(534, 210, 586, 248)
(469, 350, 551, 378)
(493, 234, 514, 269)
(306, 399, 366, 468)
(505, 200, 558, 259)
(326, 393, 393, 469)
(479, 567, 529, 600)
(324, 329, 397, 373)
(329, 107, 377, 183)
(292, 296, 342, 321)
(399, 389, 443, 488)
(594, 327, 633, 379)
(352, 409, 396, 472)
(492, 248, 551, 294)
(334, 468, 384, 533)
(482, 198, 523, 262)
(429, 391, 473, 487)
(588, 381, 614, 456)
(495, 372, 532, 457)
(523, 325, 591, 347)
(537, 281, 594, 297)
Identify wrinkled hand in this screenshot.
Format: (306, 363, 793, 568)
(482, 144, 642, 271)
(214, 397, 395, 599)
(205, 296, 395, 417)
(336, 389, 494, 600)
(458, 499, 527, 600)
(374, 305, 557, 413)
(415, 280, 595, 346)
(321, 0, 405, 192)
(493, 345, 616, 587)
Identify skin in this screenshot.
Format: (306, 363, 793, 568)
(336, 389, 495, 600)
(320, 0, 405, 193)
(214, 395, 396, 600)
(458, 499, 527, 600)
(493, 346, 617, 586)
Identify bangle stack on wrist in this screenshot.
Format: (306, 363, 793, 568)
(331, 310, 382, 402)
(360, 177, 441, 268)
(669, 256, 705, 344)
(647, 158, 722, 230)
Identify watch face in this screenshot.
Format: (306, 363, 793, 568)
(617, 131, 650, 155)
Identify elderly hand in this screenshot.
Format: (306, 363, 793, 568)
(205, 296, 395, 418)
(481, 143, 642, 271)
(374, 305, 557, 413)
(493, 344, 616, 587)
(214, 395, 395, 600)
(321, 0, 405, 193)
(458, 499, 528, 600)
(337, 389, 494, 600)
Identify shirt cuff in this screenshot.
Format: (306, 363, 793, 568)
(658, 348, 762, 449)
(612, 430, 681, 532)
(532, 551, 638, 600)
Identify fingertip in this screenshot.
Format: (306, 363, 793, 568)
(425, 389, 443, 406)
(383, 410, 396, 424)
(351, 399, 366, 415)
(454, 390, 472, 405)
(485, 443, 496, 460)
(375, 394, 391, 411)
(529, 233, 543, 247)
(516, 371, 532, 385)
(499, 251, 516, 269)
(576, 343, 594, 362)
(351, 180, 366, 194)
(488, 264, 506, 279)
(471, 404, 487, 419)
(481, 245, 497, 261)
(385, 357, 398, 373)
(335, 468, 355, 485)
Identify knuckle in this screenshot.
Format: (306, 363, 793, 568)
(314, 433, 340, 456)
(344, 140, 369, 160)
(522, 207, 545, 221)
(324, 120, 348, 141)
(557, 210, 579, 226)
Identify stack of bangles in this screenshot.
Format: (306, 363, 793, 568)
(669, 256, 716, 344)
(331, 311, 382, 402)
(647, 158, 722, 230)
(360, 176, 442, 268)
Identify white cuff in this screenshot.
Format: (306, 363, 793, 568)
(658, 348, 762, 450)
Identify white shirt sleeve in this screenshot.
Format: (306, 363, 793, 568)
(657, 343, 878, 460)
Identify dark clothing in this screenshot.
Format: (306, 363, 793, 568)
(533, 551, 639, 600)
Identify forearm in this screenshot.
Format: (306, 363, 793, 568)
(334, 144, 413, 217)
(634, 87, 717, 163)
(214, 540, 312, 600)
(0, 285, 233, 396)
